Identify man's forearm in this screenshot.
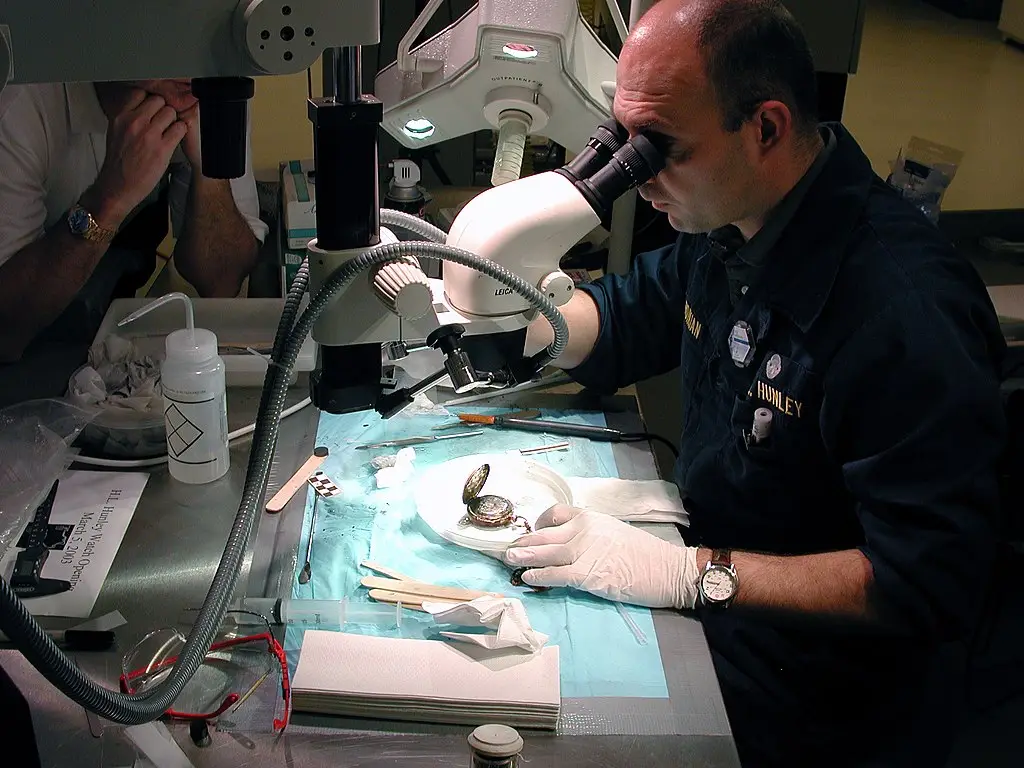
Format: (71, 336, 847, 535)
(696, 546, 875, 619)
(524, 290, 601, 369)
(173, 175, 258, 298)
(0, 228, 110, 361)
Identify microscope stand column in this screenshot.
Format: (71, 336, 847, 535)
(308, 46, 387, 414)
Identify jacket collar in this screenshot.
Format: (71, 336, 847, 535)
(758, 122, 877, 333)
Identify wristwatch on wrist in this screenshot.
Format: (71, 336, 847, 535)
(698, 549, 738, 607)
(67, 204, 116, 244)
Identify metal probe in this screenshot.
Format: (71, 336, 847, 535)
(298, 493, 321, 585)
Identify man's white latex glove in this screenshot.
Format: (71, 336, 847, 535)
(503, 505, 701, 609)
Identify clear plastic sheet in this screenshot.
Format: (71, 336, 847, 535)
(0, 398, 94, 558)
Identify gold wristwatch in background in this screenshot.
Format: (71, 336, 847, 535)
(67, 204, 116, 244)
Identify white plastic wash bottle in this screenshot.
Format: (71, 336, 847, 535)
(119, 292, 230, 484)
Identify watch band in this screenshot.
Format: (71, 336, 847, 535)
(711, 549, 732, 568)
(67, 205, 117, 244)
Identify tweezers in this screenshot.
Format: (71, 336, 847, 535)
(354, 430, 484, 450)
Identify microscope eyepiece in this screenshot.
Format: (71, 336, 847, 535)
(569, 130, 667, 221)
(598, 132, 663, 189)
(561, 118, 629, 183)
(190, 77, 255, 179)
(606, 133, 666, 188)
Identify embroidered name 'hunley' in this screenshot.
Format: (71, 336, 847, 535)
(754, 380, 803, 418)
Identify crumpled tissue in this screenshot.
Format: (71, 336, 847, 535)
(68, 334, 162, 415)
(422, 596, 549, 654)
(372, 447, 417, 488)
(403, 392, 450, 417)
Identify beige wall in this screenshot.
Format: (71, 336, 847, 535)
(844, 0, 1024, 211)
(250, 68, 323, 180)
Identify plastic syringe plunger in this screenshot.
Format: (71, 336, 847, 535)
(241, 597, 402, 630)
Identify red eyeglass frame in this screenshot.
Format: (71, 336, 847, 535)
(119, 629, 291, 731)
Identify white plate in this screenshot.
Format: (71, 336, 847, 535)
(414, 453, 573, 554)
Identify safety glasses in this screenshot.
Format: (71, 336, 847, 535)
(119, 610, 290, 732)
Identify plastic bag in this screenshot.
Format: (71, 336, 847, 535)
(0, 399, 94, 559)
(887, 137, 964, 224)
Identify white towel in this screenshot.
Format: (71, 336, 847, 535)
(567, 477, 690, 527)
(291, 630, 560, 729)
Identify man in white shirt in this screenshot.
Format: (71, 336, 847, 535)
(0, 78, 269, 362)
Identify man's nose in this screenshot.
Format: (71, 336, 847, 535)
(638, 180, 658, 201)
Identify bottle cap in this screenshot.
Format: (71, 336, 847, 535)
(752, 408, 773, 441)
(468, 724, 523, 758)
(165, 328, 218, 364)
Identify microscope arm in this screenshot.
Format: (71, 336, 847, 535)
(369, 127, 667, 418)
(440, 117, 659, 328)
(0, 1, 377, 87)
(442, 172, 603, 323)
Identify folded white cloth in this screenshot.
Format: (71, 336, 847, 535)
(567, 477, 690, 527)
(291, 630, 560, 729)
(423, 595, 548, 653)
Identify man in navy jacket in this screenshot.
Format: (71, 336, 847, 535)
(510, 1, 1007, 764)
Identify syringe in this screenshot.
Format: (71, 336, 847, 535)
(239, 597, 403, 630)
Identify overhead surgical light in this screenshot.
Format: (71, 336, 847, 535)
(403, 117, 436, 140)
(375, 0, 618, 185)
(502, 42, 539, 59)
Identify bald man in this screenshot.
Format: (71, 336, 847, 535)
(515, 1, 1007, 765)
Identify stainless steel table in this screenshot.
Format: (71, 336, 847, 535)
(1, 385, 738, 767)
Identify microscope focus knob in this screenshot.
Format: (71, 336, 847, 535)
(372, 257, 433, 321)
(538, 271, 575, 307)
(426, 324, 465, 352)
(426, 324, 479, 394)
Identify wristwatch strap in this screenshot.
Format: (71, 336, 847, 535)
(711, 549, 732, 568)
(68, 206, 117, 244)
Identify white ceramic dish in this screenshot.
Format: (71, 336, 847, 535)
(414, 453, 573, 554)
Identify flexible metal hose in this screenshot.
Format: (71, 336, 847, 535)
(0, 258, 313, 723)
(380, 208, 447, 243)
(0, 239, 566, 723)
(272, 259, 310, 355)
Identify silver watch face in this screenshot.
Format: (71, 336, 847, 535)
(701, 566, 737, 603)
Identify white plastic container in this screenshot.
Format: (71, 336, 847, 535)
(120, 293, 230, 484)
(94, 298, 316, 388)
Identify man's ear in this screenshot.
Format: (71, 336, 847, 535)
(753, 101, 792, 150)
